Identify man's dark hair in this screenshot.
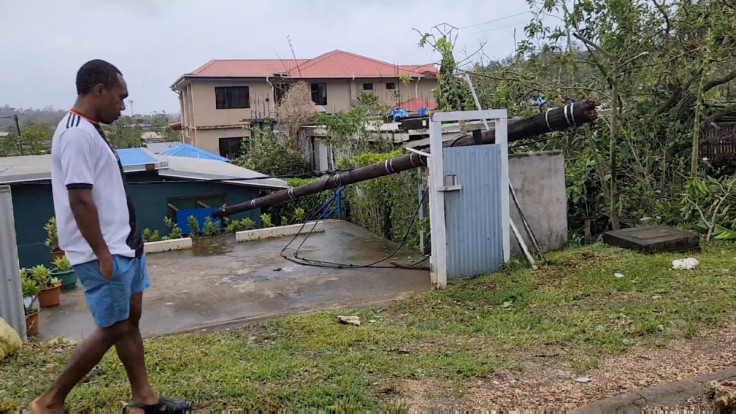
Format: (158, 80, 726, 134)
(76, 59, 123, 95)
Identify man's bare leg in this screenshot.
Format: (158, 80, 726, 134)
(31, 320, 132, 413)
(114, 292, 159, 409)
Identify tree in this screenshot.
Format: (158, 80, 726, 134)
(469, 0, 736, 236)
(232, 121, 310, 176)
(276, 81, 316, 152)
(417, 24, 473, 112)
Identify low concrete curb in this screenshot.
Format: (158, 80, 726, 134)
(144, 237, 193, 254)
(573, 366, 736, 413)
(236, 222, 325, 242)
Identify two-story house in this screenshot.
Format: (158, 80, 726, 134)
(170, 50, 438, 158)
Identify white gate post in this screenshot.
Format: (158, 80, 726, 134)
(428, 115, 447, 288)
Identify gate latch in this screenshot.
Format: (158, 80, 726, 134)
(439, 175, 462, 192)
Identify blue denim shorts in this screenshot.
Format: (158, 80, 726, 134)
(74, 254, 151, 328)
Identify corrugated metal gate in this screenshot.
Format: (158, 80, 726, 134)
(443, 145, 504, 278)
(0, 185, 27, 341)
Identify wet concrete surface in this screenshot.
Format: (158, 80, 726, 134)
(38, 220, 431, 340)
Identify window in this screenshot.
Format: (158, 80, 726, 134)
(362, 83, 373, 90)
(219, 137, 246, 159)
(311, 83, 327, 105)
(215, 86, 250, 109)
(386, 82, 396, 90)
(167, 193, 226, 220)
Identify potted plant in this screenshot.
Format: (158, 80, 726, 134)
(44, 217, 65, 260)
(50, 255, 77, 291)
(32, 265, 61, 308)
(21, 270, 40, 336)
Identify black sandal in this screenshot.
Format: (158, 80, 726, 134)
(124, 396, 192, 413)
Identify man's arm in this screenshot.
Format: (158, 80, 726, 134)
(68, 188, 113, 280)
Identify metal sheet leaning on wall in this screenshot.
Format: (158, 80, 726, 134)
(0, 185, 27, 342)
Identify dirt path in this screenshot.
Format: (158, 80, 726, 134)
(390, 318, 736, 410)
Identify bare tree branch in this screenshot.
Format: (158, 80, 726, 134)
(703, 68, 736, 93)
(651, 0, 672, 35)
(657, 68, 704, 114)
(573, 32, 614, 60)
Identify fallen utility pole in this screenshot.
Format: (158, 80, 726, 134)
(214, 101, 598, 217)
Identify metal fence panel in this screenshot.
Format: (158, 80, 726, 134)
(0, 185, 26, 341)
(443, 145, 504, 278)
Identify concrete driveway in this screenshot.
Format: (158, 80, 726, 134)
(37, 220, 431, 340)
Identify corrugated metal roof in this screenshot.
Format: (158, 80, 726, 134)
(117, 148, 158, 166)
(144, 142, 181, 154)
(174, 50, 437, 85)
(0, 151, 287, 190)
(161, 143, 230, 162)
(158, 155, 286, 189)
(0, 154, 53, 184)
(0, 185, 27, 341)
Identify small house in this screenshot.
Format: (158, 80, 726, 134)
(0, 148, 286, 268)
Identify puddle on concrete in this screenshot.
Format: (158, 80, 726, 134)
(191, 235, 232, 256)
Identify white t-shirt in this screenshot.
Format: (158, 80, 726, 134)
(50, 111, 143, 266)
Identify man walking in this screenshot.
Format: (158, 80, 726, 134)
(32, 60, 191, 413)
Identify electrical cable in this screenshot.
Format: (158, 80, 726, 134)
(280, 186, 429, 270)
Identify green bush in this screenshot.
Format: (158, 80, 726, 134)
(223, 217, 243, 234)
(260, 213, 274, 228)
(338, 150, 424, 249)
(164, 216, 183, 239)
(241, 217, 256, 230)
(187, 216, 200, 237)
(142, 228, 162, 243)
(203, 216, 221, 236)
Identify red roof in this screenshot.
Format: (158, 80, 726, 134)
(288, 50, 436, 79)
(175, 50, 436, 85)
(189, 59, 308, 78)
(392, 97, 438, 112)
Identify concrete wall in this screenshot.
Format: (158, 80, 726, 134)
(11, 174, 263, 268)
(508, 150, 567, 256)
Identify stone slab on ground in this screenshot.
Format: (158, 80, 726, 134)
(602, 225, 700, 254)
(573, 366, 736, 413)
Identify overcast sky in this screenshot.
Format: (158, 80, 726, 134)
(0, 0, 535, 115)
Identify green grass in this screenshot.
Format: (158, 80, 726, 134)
(3, 242, 736, 410)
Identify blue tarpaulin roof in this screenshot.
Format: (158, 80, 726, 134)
(161, 143, 230, 162)
(117, 148, 158, 167)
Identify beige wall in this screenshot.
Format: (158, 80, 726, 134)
(189, 80, 276, 127)
(177, 76, 438, 154)
(318, 77, 438, 112)
(192, 128, 248, 155)
(181, 77, 438, 127)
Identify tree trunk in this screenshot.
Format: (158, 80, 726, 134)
(691, 64, 707, 179)
(610, 62, 621, 230)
